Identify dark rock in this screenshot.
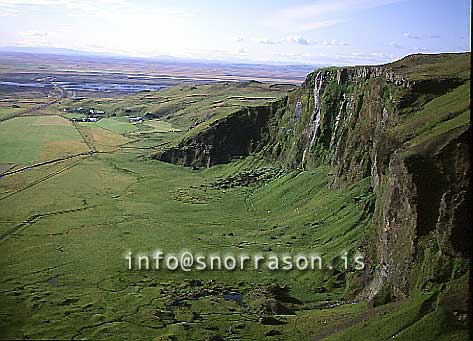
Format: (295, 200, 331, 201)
(59, 297, 78, 306)
(191, 312, 203, 321)
(259, 316, 286, 325)
(265, 329, 282, 336)
(208, 336, 224, 341)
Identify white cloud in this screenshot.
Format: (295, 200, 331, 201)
(16, 30, 52, 46)
(0, 5, 17, 16)
(286, 36, 310, 45)
(269, 0, 405, 33)
(259, 38, 280, 45)
(252, 36, 311, 46)
(271, 49, 394, 66)
(21, 30, 48, 37)
(255, 35, 349, 47)
(389, 41, 405, 49)
(388, 41, 439, 54)
(319, 39, 349, 46)
(347, 51, 395, 63)
(403, 32, 440, 40)
(1, 0, 462, 66)
(0, 0, 128, 6)
(279, 0, 404, 19)
(0, 0, 196, 18)
(293, 20, 340, 32)
(0, 0, 128, 16)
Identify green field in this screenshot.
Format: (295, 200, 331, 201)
(142, 119, 181, 133)
(62, 112, 87, 120)
(95, 117, 140, 134)
(0, 116, 85, 164)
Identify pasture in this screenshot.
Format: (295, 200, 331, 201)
(0, 116, 86, 164)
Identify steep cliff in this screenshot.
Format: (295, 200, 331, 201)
(156, 100, 287, 167)
(154, 53, 471, 302)
(263, 53, 471, 301)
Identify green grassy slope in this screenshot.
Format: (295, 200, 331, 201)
(56, 82, 295, 131)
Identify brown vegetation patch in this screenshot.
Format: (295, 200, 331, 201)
(84, 126, 130, 152)
(31, 115, 71, 126)
(38, 140, 89, 161)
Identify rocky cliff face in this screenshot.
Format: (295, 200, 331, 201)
(156, 100, 286, 167)
(367, 129, 471, 299)
(154, 53, 471, 300)
(266, 56, 470, 300)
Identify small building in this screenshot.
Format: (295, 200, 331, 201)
(129, 117, 143, 123)
(71, 117, 98, 122)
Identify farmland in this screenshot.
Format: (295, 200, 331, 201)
(0, 116, 87, 164)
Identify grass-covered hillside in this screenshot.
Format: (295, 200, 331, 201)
(54, 81, 296, 130)
(0, 53, 470, 340)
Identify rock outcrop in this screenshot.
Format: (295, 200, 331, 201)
(154, 53, 471, 300)
(156, 100, 286, 167)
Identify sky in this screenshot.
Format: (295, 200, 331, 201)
(0, 0, 470, 65)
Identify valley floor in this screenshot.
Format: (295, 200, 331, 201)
(0, 91, 468, 339)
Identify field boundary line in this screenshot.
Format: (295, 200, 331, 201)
(0, 205, 95, 242)
(72, 121, 96, 152)
(0, 157, 90, 202)
(0, 85, 65, 123)
(0, 151, 96, 177)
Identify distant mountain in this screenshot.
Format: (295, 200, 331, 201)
(0, 45, 320, 69)
(0, 46, 119, 57)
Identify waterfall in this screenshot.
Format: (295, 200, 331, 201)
(329, 95, 347, 149)
(301, 71, 323, 166)
(293, 100, 302, 125)
(381, 107, 388, 129)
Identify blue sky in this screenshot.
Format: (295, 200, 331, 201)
(0, 0, 470, 65)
